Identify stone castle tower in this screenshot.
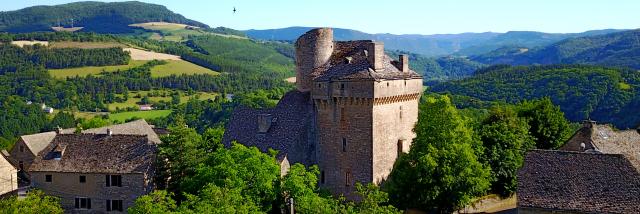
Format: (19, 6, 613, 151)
(297, 28, 423, 196)
(224, 28, 423, 198)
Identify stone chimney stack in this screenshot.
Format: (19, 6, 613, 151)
(399, 54, 409, 72)
(366, 42, 384, 71)
(107, 129, 113, 136)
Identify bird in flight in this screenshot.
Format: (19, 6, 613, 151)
(233, 7, 237, 14)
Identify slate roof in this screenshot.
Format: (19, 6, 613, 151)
(82, 119, 161, 144)
(222, 90, 316, 165)
(29, 134, 156, 174)
(561, 123, 640, 169)
(312, 41, 422, 82)
(518, 150, 640, 213)
(19, 132, 58, 155)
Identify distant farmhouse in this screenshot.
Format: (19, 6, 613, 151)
(224, 28, 423, 198)
(518, 120, 640, 213)
(6, 119, 162, 212)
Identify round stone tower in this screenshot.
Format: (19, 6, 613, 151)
(295, 28, 334, 92)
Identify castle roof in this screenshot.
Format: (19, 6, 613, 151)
(29, 133, 156, 174)
(312, 41, 422, 82)
(222, 90, 316, 165)
(518, 150, 640, 213)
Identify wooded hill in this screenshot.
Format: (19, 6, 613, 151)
(431, 65, 640, 128)
(0, 1, 208, 33)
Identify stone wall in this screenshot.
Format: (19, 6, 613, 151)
(31, 172, 152, 213)
(9, 139, 36, 172)
(295, 28, 333, 92)
(0, 156, 17, 196)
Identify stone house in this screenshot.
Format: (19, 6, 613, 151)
(518, 121, 640, 213)
(29, 133, 157, 213)
(0, 150, 18, 197)
(9, 119, 161, 175)
(224, 28, 423, 198)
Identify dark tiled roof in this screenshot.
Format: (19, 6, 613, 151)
(518, 150, 640, 213)
(29, 134, 156, 174)
(222, 90, 316, 165)
(83, 119, 161, 144)
(313, 41, 421, 82)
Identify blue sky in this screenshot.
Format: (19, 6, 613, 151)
(2, 0, 639, 35)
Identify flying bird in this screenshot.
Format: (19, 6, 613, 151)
(233, 7, 237, 14)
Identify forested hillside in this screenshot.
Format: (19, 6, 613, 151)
(246, 27, 622, 56)
(0, 1, 207, 33)
(431, 65, 640, 128)
(387, 50, 484, 83)
(471, 29, 640, 69)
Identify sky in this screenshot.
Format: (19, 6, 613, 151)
(2, 0, 639, 35)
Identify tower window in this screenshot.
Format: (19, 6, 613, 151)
(346, 171, 352, 187)
(340, 107, 346, 122)
(340, 83, 345, 90)
(400, 106, 403, 119)
(320, 171, 325, 184)
(397, 140, 404, 157)
(387, 82, 390, 87)
(19, 145, 24, 153)
(342, 138, 347, 152)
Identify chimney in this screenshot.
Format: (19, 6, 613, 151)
(56, 126, 63, 134)
(399, 54, 409, 72)
(107, 129, 113, 136)
(582, 119, 596, 129)
(366, 42, 384, 71)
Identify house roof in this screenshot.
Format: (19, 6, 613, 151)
(312, 41, 422, 82)
(222, 90, 316, 165)
(19, 131, 58, 155)
(561, 123, 640, 169)
(82, 119, 161, 144)
(29, 134, 156, 174)
(518, 150, 640, 213)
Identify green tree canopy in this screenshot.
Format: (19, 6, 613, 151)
(517, 98, 572, 149)
(385, 95, 490, 213)
(0, 190, 63, 214)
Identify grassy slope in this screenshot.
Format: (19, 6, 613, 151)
(49, 60, 147, 79)
(107, 90, 218, 111)
(108, 110, 172, 122)
(150, 60, 218, 77)
(49, 60, 218, 79)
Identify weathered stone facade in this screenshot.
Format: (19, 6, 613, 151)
(31, 172, 152, 213)
(224, 28, 423, 198)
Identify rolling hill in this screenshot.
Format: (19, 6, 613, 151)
(431, 65, 640, 128)
(245, 27, 623, 57)
(0, 1, 208, 33)
(471, 29, 640, 69)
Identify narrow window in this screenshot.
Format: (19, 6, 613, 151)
(19, 145, 24, 153)
(387, 82, 390, 87)
(106, 200, 111, 211)
(342, 138, 347, 152)
(45, 174, 52, 182)
(18, 161, 23, 171)
(340, 83, 345, 90)
(320, 171, 325, 184)
(106, 175, 110, 187)
(107, 200, 123, 212)
(397, 140, 404, 157)
(340, 107, 346, 122)
(345, 172, 351, 187)
(399, 106, 403, 119)
(79, 175, 86, 183)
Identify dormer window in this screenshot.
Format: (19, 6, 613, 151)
(257, 114, 274, 133)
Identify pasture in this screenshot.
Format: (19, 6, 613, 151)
(108, 110, 172, 123)
(107, 90, 218, 111)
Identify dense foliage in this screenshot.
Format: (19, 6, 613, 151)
(0, 190, 63, 214)
(387, 50, 484, 83)
(0, 1, 207, 33)
(471, 29, 640, 69)
(431, 65, 640, 128)
(385, 96, 491, 213)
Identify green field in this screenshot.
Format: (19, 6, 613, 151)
(49, 60, 147, 79)
(150, 60, 218, 77)
(49, 41, 126, 49)
(49, 60, 217, 79)
(108, 90, 218, 111)
(108, 110, 171, 123)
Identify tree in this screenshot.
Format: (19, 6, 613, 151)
(179, 184, 262, 214)
(347, 183, 401, 214)
(46, 111, 76, 131)
(128, 190, 178, 214)
(479, 106, 535, 196)
(280, 164, 343, 213)
(156, 122, 206, 192)
(517, 98, 572, 149)
(0, 190, 63, 214)
(385, 95, 490, 213)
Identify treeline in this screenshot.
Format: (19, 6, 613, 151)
(387, 50, 484, 84)
(431, 64, 640, 128)
(0, 44, 129, 69)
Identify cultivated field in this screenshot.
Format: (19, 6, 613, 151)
(108, 110, 172, 123)
(107, 90, 218, 111)
(49, 60, 148, 79)
(49, 41, 126, 49)
(11, 40, 49, 47)
(124, 48, 181, 60)
(150, 60, 218, 77)
(51, 27, 84, 32)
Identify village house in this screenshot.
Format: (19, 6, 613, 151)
(9, 119, 161, 177)
(29, 132, 157, 212)
(224, 28, 423, 198)
(518, 121, 640, 213)
(0, 150, 18, 197)
(138, 104, 153, 111)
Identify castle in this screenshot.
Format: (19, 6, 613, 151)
(223, 28, 423, 197)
